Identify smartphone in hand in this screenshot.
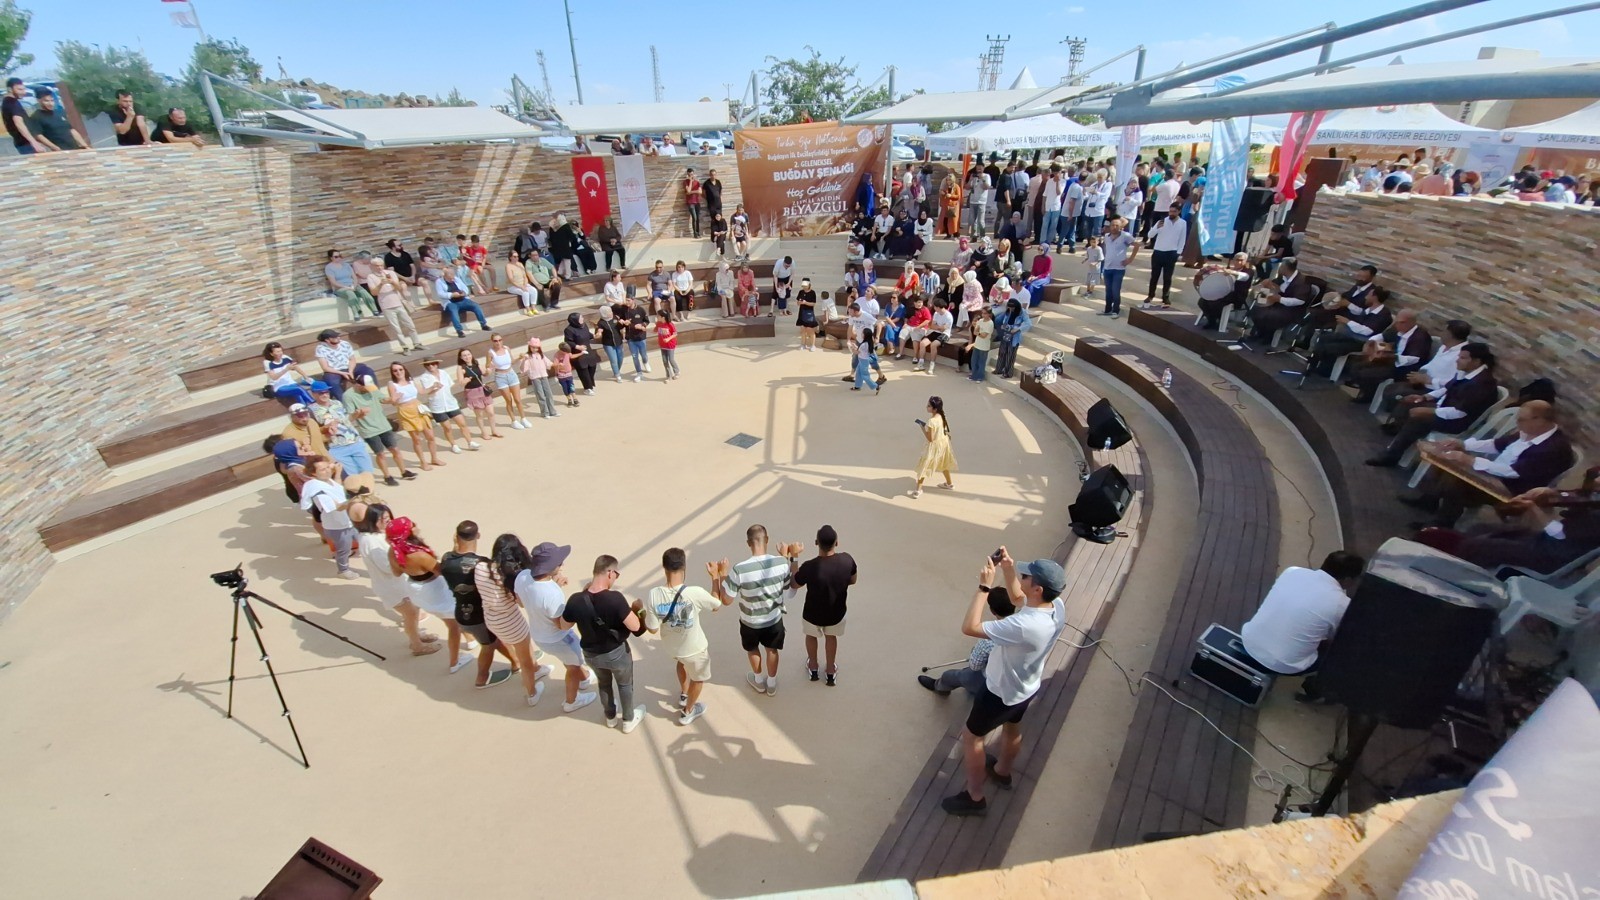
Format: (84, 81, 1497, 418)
(915, 418, 926, 427)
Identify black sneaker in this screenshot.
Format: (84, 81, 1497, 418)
(917, 674, 949, 694)
(941, 791, 988, 816)
(985, 753, 1013, 790)
(401, 470, 419, 480)
(383, 476, 399, 487)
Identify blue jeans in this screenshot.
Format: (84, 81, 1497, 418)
(445, 298, 488, 335)
(603, 344, 624, 377)
(853, 356, 875, 389)
(1058, 213, 1078, 249)
(328, 441, 375, 476)
(14, 143, 35, 155)
(969, 348, 989, 382)
(1040, 210, 1060, 247)
(1104, 268, 1126, 314)
(627, 339, 648, 373)
(1084, 215, 1104, 240)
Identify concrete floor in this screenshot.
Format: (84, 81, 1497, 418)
(0, 332, 1082, 900)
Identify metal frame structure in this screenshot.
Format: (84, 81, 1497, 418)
(1062, 0, 1600, 125)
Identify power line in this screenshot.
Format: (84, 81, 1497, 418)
(977, 35, 1011, 91)
(1063, 36, 1088, 85)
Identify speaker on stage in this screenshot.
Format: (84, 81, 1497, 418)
(1319, 539, 1505, 729)
(1085, 398, 1132, 451)
(1070, 464, 1131, 543)
(1233, 186, 1276, 234)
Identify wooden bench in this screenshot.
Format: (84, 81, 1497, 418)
(1071, 334, 1281, 848)
(49, 318, 776, 551)
(859, 372, 1150, 882)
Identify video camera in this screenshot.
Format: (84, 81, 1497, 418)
(210, 564, 246, 590)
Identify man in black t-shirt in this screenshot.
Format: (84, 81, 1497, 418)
(384, 239, 422, 288)
(792, 525, 858, 686)
(563, 554, 647, 732)
(439, 520, 513, 688)
(154, 107, 206, 147)
(703, 169, 724, 217)
(29, 89, 87, 151)
(3, 77, 42, 154)
(108, 90, 152, 146)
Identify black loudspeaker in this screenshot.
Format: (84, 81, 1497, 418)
(1319, 546, 1501, 729)
(1070, 464, 1131, 529)
(1232, 186, 1276, 233)
(1085, 398, 1132, 450)
(258, 837, 383, 899)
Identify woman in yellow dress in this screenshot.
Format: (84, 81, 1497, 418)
(912, 396, 957, 497)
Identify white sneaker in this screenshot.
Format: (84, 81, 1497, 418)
(337, 569, 360, 580)
(449, 655, 474, 674)
(461, 639, 480, 652)
(584, 388, 594, 395)
(511, 420, 526, 430)
(450, 444, 463, 454)
(467, 441, 481, 450)
(765, 677, 779, 696)
(620, 705, 646, 734)
(615, 375, 624, 383)
(533, 664, 553, 680)
(562, 690, 597, 713)
(632, 374, 642, 383)
(643, 362, 651, 373)
(519, 418, 531, 428)
(678, 702, 706, 726)
(746, 672, 766, 693)
(605, 710, 621, 728)
(526, 682, 547, 706)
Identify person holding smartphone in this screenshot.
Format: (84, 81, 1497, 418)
(911, 396, 957, 497)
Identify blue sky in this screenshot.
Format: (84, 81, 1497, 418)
(15, 0, 1592, 110)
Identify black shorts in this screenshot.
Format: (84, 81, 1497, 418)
(675, 291, 693, 312)
(461, 621, 495, 647)
(364, 431, 400, 452)
(429, 409, 463, 423)
(739, 619, 786, 652)
(965, 683, 1033, 737)
(928, 332, 948, 343)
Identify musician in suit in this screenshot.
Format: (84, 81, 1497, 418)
(1303, 265, 1380, 332)
(1377, 319, 1470, 413)
(1246, 259, 1315, 342)
(1307, 286, 1398, 376)
(1347, 309, 1434, 403)
(1367, 342, 1499, 466)
(1417, 466, 1600, 576)
(1402, 401, 1576, 527)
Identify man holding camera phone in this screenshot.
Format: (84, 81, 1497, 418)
(943, 547, 1067, 817)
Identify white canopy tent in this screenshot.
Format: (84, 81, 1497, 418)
(553, 102, 731, 135)
(1504, 100, 1600, 149)
(844, 83, 1108, 125)
(925, 117, 1115, 154)
(235, 107, 545, 149)
(1309, 103, 1500, 147)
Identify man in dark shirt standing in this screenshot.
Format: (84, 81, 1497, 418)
(108, 89, 152, 146)
(703, 168, 724, 218)
(792, 525, 858, 686)
(439, 520, 514, 689)
(29, 89, 87, 151)
(563, 554, 647, 732)
(154, 107, 206, 147)
(3, 77, 43, 154)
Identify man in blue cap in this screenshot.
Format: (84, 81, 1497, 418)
(943, 547, 1067, 816)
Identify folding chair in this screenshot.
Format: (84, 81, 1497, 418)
(1497, 565, 1600, 636)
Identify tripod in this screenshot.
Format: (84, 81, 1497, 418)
(215, 565, 386, 768)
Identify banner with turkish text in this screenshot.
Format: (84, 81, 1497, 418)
(571, 156, 611, 234)
(733, 121, 889, 237)
(1277, 110, 1326, 201)
(614, 153, 652, 235)
(1199, 117, 1253, 256)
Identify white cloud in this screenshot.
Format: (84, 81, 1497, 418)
(1066, 5, 1086, 12)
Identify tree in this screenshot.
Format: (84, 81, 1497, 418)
(54, 41, 172, 121)
(181, 38, 264, 132)
(759, 47, 891, 125)
(0, 0, 32, 76)
(437, 87, 473, 107)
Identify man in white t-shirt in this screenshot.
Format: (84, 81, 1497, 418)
(943, 548, 1067, 816)
(519, 541, 598, 713)
(1239, 552, 1365, 700)
(913, 299, 954, 372)
(839, 301, 884, 384)
(1041, 169, 1064, 251)
(641, 546, 731, 726)
(1061, 172, 1086, 252)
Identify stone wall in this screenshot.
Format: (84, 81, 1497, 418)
(0, 143, 740, 613)
(1298, 191, 1600, 443)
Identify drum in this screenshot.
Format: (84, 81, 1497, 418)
(1197, 270, 1238, 302)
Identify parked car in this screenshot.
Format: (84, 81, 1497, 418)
(890, 136, 918, 161)
(686, 131, 730, 154)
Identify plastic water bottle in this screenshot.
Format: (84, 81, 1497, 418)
(1161, 367, 1174, 389)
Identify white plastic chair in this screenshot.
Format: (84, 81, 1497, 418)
(1406, 403, 1517, 488)
(1497, 546, 1600, 590)
(1368, 377, 1395, 416)
(1497, 565, 1600, 635)
(1400, 385, 1512, 469)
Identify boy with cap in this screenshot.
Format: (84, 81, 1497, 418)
(309, 381, 377, 485)
(641, 547, 731, 725)
(521, 541, 598, 713)
(943, 547, 1067, 817)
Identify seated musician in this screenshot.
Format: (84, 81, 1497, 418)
(1194, 253, 1253, 329)
(1349, 310, 1435, 404)
(1368, 342, 1500, 466)
(1307, 286, 1397, 376)
(1377, 319, 1471, 414)
(1251, 223, 1295, 279)
(1417, 466, 1600, 575)
(1400, 401, 1575, 528)
(1245, 280, 1301, 343)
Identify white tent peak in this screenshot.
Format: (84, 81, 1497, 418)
(1009, 67, 1038, 90)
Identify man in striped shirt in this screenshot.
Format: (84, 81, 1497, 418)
(712, 524, 801, 696)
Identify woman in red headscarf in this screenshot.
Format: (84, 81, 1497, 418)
(387, 516, 475, 674)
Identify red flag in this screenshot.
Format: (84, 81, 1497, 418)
(1276, 110, 1326, 201)
(572, 156, 611, 234)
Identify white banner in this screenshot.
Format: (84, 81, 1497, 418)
(1114, 125, 1140, 192)
(1460, 142, 1516, 191)
(614, 153, 652, 235)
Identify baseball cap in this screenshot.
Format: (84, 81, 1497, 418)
(309, 380, 331, 393)
(528, 542, 572, 577)
(1022, 559, 1067, 597)
(317, 328, 342, 341)
(288, 403, 310, 414)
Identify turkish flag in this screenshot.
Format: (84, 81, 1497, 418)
(1276, 110, 1326, 201)
(572, 156, 611, 234)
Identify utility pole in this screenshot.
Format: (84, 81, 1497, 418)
(563, 0, 584, 104)
(537, 49, 555, 108)
(650, 45, 664, 103)
(1062, 37, 1088, 84)
(977, 35, 1010, 91)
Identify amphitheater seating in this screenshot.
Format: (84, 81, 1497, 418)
(1071, 334, 1282, 849)
(860, 371, 1150, 882)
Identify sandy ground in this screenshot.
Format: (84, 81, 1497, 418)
(0, 333, 1080, 899)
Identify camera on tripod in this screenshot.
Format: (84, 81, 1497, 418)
(211, 564, 246, 590)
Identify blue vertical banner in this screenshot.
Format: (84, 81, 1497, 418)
(1198, 116, 1252, 256)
